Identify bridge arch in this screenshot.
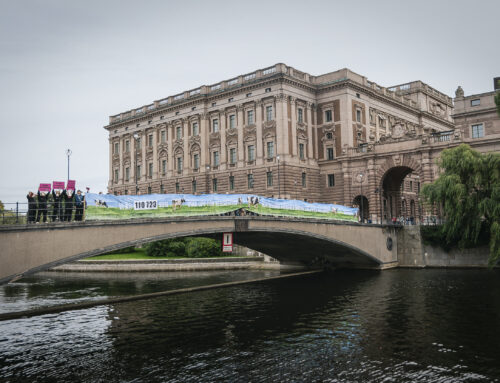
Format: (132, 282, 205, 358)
(0, 217, 398, 283)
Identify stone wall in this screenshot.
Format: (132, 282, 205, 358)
(397, 226, 490, 267)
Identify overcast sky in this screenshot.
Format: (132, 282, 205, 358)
(0, 0, 498, 204)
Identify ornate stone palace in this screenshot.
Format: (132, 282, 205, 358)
(104, 63, 499, 222)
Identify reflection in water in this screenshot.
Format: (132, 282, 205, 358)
(1, 269, 500, 382)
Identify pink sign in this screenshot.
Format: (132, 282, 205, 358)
(39, 183, 51, 192)
(67, 180, 76, 191)
(53, 181, 65, 190)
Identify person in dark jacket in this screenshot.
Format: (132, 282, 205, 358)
(62, 189, 74, 221)
(74, 190, 85, 221)
(36, 191, 48, 223)
(26, 191, 37, 223)
(52, 190, 63, 222)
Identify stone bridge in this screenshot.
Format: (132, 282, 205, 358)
(0, 216, 399, 284)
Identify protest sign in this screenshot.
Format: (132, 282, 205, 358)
(53, 181, 65, 190)
(39, 183, 51, 192)
(67, 180, 76, 190)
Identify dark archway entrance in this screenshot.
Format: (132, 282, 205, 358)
(353, 195, 369, 222)
(380, 166, 419, 223)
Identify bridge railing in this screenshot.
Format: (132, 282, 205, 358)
(1, 203, 27, 225)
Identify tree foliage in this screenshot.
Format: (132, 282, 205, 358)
(421, 144, 500, 266)
(145, 237, 223, 258)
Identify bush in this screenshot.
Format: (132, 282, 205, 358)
(144, 237, 224, 258)
(421, 224, 490, 251)
(186, 237, 223, 258)
(145, 238, 186, 257)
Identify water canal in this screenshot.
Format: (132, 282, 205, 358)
(1, 269, 500, 382)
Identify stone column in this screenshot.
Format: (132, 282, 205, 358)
(290, 97, 297, 157)
(200, 113, 208, 169)
(275, 96, 282, 159)
(305, 102, 314, 162)
(237, 105, 244, 164)
(119, 137, 124, 185)
(167, 123, 173, 176)
(108, 139, 113, 191)
(141, 130, 146, 183)
(220, 111, 227, 170)
(131, 135, 136, 190)
(183, 119, 189, 172)
(256, 101, 263, 165)
(342, 161, 351, 206)
(152, 127, 158, 180)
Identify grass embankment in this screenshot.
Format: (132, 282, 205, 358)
(85, 248, 244, 261)
(86, 204, 357, 221)
(247, 205, 357, 221)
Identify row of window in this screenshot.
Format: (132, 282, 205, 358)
(115, 171, 310, 191)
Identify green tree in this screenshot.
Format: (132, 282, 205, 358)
(421, 144, 500, 266)
(0, 200, 4, 212)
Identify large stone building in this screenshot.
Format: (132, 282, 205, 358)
(105, 63, 454, 215)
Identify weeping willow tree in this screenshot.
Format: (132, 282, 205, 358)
(421, 144, 500, 266)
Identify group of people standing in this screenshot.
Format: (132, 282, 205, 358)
(26, 190, 85, 223)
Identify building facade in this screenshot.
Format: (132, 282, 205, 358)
(105, 63, 455, 212)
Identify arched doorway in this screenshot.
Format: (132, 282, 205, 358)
(380, 166, 420, 223)
(353, 195, 369, 222)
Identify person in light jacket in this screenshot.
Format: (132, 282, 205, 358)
(74, 190, 85, 221)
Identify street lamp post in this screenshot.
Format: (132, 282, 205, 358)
(277, 155, 280, 199)
(133, 133, 140, 195)
(357, 172, 365, 223)
(66, 149, 72, 182)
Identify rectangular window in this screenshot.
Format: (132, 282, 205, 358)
(137, 165, 141, 178)
(212, 119, 219, 133)
(298, 108, 303, 123)
(136, 137, 141, 147)
(325, 110, 332, 122)
(248, 174, 254, 189)
(161, 130, 166, 143)
(160, 184, 164, 193)
(471, 99, 480, 106)
(229, 176, 235, 190)
(229, 115, 236, 129)
(114, 169, 118, 183)
(267, 171, 273, 187)
(213, 151, 219, 166)
(177, 157, 183, 171)
(192, 180, 196, 193)
(471, 123, 484, 138)
(147, 186, 151, 194)
(148, 134, 153, 147)
(175, 182, 180, 193)
(328, 174, 335, 187)
(192, 122, 199, 136)
(212, 178, 218, 192)
(266, 141, 274, 158)
(161, 160, 166, 175)
(410, 181, 413, 192)
(248, 145, 255, 161)
(299, 143, 305, 160)
(193, 153, 200, 169)
(114, 142, 119, 154)
(247, 110, 254, 125)
(125, 167, 130, 182)
(176, 126, 182, 139)
(229, 148, 236, 164)
(266, 106, 273, 121)
(125, 140, 130, 153)
(148, 162, 153, 177)
(356, 109, 361, 122)
(302, 172, 306, 187)
(327, 147, 334, 160)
